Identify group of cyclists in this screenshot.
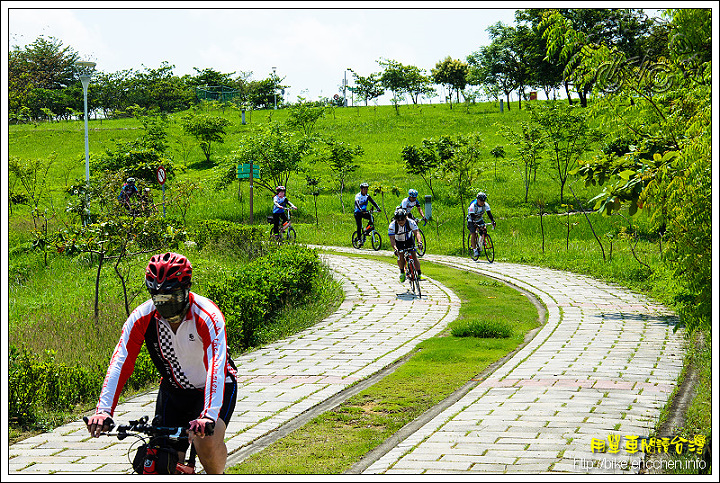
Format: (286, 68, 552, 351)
(89, 180, 496, 474)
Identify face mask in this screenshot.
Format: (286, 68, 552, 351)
(151, 288, 189, 323)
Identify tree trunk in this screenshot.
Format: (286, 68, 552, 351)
(564, 81, 573, 105)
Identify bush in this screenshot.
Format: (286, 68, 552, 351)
(191, 219, 266, 260)
(451, 319, 514, 339)
(206, 245, 321, 350)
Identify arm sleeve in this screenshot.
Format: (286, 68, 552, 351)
(196, 304, 230, 423)
(96, 309, 149, 416)
(369, 196, 380, 210)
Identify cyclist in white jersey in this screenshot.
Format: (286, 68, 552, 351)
(467, 192, 496, 258)
(388, 208, 423, 282)
(400, 188, 426, 222)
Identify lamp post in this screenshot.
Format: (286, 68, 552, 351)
(272, 66, 277, 109)
(77, 61, 96, 183)
(343, 70, 347, 107)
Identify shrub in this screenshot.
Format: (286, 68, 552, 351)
(451, 319, 514, 339)
(206, 245, 321, 350)
(191, 219, 266, 260)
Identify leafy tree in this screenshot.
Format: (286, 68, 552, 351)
(348, 69, 385, 106)
(556, 8, 711, 332)
(431, 57, 469, 108)
(528, 101, 601, 204)
(285, 98, 326, 136)
(181, 111, 231, 165)
(224, 123, 311, 195)
(467, 23, 522, 110)
(378, 58, 416, 115)
(317, 138, 363, 213)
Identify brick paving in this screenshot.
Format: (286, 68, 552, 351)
(7, 249, 685, 475)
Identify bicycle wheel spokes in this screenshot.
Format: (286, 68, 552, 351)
(417, 229, 426, 257)
(484, 234, 494, 263)
(286, 226, 297, 243)
(351, 232, 361, 249)
(371, 231, 382, 251)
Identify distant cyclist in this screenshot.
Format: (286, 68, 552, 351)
(467, 192, 496, 258)
(388, 208, 423, 282)
(118, 177, 138, 210)
(400, 189, 426, 222)
(354, 182, 381, 242)
(272, 186, 297, 237)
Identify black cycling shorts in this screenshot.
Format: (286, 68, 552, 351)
(154, 376, 237, 452)
(395, 238, 416, 252)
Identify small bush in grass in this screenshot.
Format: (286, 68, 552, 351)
(451, 319, 513, 339)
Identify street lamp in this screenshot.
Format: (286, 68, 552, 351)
(272, 66, 277, 110)
(77, 60, 96, 183)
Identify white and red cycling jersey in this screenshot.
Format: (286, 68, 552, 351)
(96, 292, 236, 423)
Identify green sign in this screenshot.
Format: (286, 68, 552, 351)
(237, 163, 259, 179)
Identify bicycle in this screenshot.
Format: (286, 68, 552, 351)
(407, 215, 427, 257)
(352, 208, 382, 251)
(83, 415, 214, 474)
(467, 220, 495, 263)
(268, 207, 297, 244)
(397, 246, 422, 298)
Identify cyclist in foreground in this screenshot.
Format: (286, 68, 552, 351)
(85, 252, 238, 474)
(271, 185, 298, 237)
(388, 208, 423, 282)
(354, 182, 381, 244)
(400, 188, 426, 223)
(467, 192, 496, 258)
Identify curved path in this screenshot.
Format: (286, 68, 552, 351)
(7, 248, 684, 475)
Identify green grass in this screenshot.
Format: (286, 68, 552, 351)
(227, 257, 540, 474)
(8, 101, 704, 474)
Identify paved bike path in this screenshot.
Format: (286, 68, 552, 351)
(7, 253, 460, 474)
(362, 252, 685, 474)
(7, 248, 684, 475)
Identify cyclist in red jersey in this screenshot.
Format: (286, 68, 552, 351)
(85, 252, 237, 474)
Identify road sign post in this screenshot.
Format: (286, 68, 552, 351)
(237, 163, 259, 223)
(156, 165, 167, 218)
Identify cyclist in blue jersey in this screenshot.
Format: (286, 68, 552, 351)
(354, 182, 381, 242)
(271, 186, 297, 237)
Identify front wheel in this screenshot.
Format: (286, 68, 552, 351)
(370, 231, 382, 251)
(484, 233, 494, 263)
(416, 229, 426, 257)
(286, 226, 297, 244)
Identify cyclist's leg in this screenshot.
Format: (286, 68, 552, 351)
(354, 212, 364, 238)
(272, 213, 281, 235)
(467, 221, 478, 249)
(192, 377, 236, 474)
(193, 419, 227, 474)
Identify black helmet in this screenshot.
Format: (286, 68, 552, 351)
(476, 192, 487, 202)
(394, 208, 407, 220)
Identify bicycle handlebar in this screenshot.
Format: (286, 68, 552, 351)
(83, 415, 215, 439)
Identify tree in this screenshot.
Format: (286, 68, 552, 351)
(224, 123, 311, 196)
(181, 111, 231, 165)
(499, 122, 543, 202)
(285, 98, 325, 136)
(317, 138, 363, 213)
(431, 57, 468, 108)
(348, 69, 385, 106)
(556, 8, 711, 332)
(528, 101, 601, 204)
(467, 23, 523, 110)
(378, 58, 415, 115)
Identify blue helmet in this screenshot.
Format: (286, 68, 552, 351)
(408, 189, 418, 198)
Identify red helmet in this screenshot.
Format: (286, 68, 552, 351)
(145, 252, 192, 292)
